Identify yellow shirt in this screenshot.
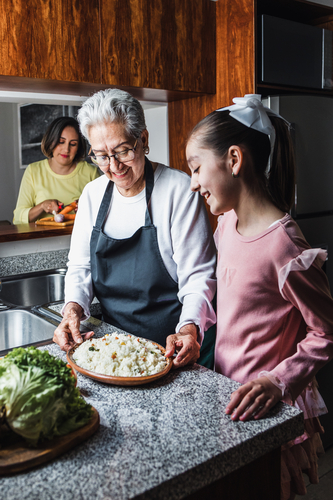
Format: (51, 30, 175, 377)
(13, 159, 100, 224)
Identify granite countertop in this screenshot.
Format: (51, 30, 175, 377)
(1, 310, 304, 500)
(0, 250, 69, 277)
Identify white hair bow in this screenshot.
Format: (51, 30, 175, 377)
(216, 94, 289, 136)
(216, 94, 291, 174)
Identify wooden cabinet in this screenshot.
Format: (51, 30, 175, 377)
(100, 0, 216, 94)
(168, 0, 333, 230)
(0, 0, 100, 83)
(0, 0, 216, 99)
(168, 0, 255, 229)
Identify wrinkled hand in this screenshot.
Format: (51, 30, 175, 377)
(225, 376, 283, 422)
(41, 199, 62, 214)
(53, 302, 94, 352)
(165, 324, 200, 369)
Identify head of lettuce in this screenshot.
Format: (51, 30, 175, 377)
(0, 346, 92, 446)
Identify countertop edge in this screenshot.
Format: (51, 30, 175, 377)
(132, 411, 304, 500)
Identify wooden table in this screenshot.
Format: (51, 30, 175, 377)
(0, 223, 73, 243)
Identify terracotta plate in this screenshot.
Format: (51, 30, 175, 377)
(66, 338, 173, 386)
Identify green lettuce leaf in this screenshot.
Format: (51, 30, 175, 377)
(0, 347, 92, 446)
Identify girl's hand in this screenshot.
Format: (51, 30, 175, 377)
(225, 376, 282, 422)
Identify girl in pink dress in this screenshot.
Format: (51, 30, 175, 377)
(186, 95, 333, 500)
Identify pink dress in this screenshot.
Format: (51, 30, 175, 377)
(214, 211, 333, 499)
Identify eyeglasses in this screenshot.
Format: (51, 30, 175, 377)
(88, 139, 138, 167)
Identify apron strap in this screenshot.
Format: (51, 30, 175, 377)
(144, 157, 154, 226)
(94, 156, 155, 231)
(94, 180, 113, 231)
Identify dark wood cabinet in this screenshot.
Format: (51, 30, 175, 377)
(0, 0, 216, 99)
(0, 0, 100, 83)
(168, 0, 255, 229)
(100, 0, 216, 94)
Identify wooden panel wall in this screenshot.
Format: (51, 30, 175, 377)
(0, 0, 100, 82)
(100, 0, 216, 93)
(168, 0, 256, 229)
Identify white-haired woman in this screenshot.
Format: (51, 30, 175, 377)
(53, 88, 216, 368)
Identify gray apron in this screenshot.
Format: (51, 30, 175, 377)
(90, 158, 182, 346)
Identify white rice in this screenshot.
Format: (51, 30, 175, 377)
(73, 332, 168, 377)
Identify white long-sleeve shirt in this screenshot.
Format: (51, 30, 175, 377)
(64, 163, 217, 339)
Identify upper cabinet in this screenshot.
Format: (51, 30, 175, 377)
(0, 0, 100, 83)
(100, 0, 216, 94)
(0, 0, 216, 99)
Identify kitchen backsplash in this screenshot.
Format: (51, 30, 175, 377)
(0, 249, 69, 276)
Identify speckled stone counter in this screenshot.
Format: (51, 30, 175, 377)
(0, 249, 69, 276)
(0, 312, 304, 500)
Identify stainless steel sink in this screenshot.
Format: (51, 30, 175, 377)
(0, 309, 59, 355)
(0, 268, 92, 355)
(0, 268, 66, 307)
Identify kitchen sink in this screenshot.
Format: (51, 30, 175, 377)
(0, 309, 59, 355)
(0, 268, 92, 355)
(0, 268, 66, 307)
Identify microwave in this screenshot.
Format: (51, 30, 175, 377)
(260, 15, 333, 90)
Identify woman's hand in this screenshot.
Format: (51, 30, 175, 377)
(41, 199, 62, 214)
(28, 199, 63, 222)
(53, 302, 94, 351)
(165, 323, 200, 368)
(225, 376, 283, 422)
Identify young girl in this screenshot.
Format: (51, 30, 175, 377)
(186, 95, 333, 500)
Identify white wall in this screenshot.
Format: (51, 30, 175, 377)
(144, 104, 169, 166)
(0, 235, 71, 258)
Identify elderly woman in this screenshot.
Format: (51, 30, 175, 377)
(53, 89, 216, 368)
(13, 116, 99, 224)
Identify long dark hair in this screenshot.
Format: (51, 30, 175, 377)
(41, 116, 86, 161)
(189, 110, 295, 213)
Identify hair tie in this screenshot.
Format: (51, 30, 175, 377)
(216, 94, 291, 175)
(216, 94, 290, 135)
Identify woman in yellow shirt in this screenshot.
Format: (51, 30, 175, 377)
(13, 116, 100, 224)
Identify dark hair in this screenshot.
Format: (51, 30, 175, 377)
(189, 110, 295, 213)
(41, 116, 86, 161)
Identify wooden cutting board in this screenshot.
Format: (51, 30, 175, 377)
(0, 407, 99, 475)
(35, 219, 75, 227)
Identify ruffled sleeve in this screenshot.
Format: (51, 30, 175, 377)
(278, 248, 327, 296)
(269, 247, 333, 404)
